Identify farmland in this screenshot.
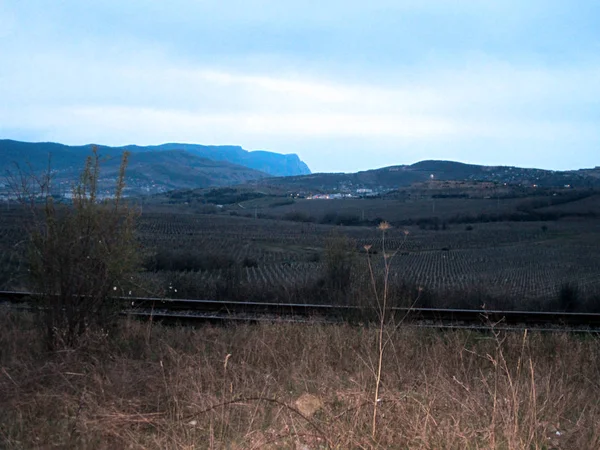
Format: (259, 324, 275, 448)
(2, 186, 599, 311)
(1, 174, 600, 450)
(136, 212, 600, 309)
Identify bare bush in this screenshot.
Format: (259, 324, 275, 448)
(11, 147, 139, 349)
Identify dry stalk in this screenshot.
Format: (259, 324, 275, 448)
(366, 222, 411, 439)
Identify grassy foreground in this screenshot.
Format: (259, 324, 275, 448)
(1, 310, 599, 449)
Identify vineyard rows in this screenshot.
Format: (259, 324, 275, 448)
(1, 210, 599, 306)
(135, 215, 600, 304)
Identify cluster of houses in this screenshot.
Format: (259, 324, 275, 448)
(306, 188, 378, 200)
(307, 193, 352, 200)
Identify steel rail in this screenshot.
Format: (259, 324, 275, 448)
(120, 310, 600, 333)
(2, 290, 600, 328)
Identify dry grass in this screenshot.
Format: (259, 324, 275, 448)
(1, 309, 599, 449)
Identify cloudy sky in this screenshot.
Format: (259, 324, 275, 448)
(1, 1, 599, 173)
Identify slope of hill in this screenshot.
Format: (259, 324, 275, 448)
(0, 140, 269, 195)
(139, 143, 311, 177)
(254, 160, 600, 193)
(1, 139, 310, 174)
(0, 140, 310, 178)
(3, 140, 598, 197)
(93, 150, 269, 193)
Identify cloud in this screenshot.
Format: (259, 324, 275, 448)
(2, 51, 598, 137)
(1, 0, 599, 172)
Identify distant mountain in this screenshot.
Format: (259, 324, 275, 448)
(139, 143, 311, 177)
(3, 140, 597, 197)
(0, 140, 270, 194)
(0, 139, 314, 194)
(254, 160, 600, 192)
(92, 150, 269, 192)
(0, 139, 311, 177)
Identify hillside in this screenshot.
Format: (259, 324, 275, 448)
(139, 143, 311, 177)
(3, 140, 598, 197)
(88, 150, 269, 194)
(0, 140, 310, 178)
(0, 139, 313, 195)
(254, 160, 600, 193)
(0, 140, 270, 195)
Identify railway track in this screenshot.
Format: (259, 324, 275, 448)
(2, 290, 600, 332)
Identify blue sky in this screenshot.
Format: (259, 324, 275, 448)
(1, 1, 599, 173)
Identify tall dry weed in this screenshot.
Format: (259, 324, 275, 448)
(2, 308, 598, 448)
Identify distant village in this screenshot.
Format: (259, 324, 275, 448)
(307, 188, 378, 200)
(0, 176, 170, 203)
(2, 162, 594, 205)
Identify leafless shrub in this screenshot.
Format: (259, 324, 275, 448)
(9, 147, 140, 349)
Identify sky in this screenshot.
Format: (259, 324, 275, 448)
(1, 1, 599, 173)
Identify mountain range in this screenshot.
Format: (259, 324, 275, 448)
(0, 139, 310, 194)
(2, 139, 599, 196)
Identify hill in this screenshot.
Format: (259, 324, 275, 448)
(0, 140, 270, 195)
(137, 143, 311, 177)
(86, 150, 269, 194)
(0, 139, 313, 195)
(0, 140, 310, 178)
(253, 160, 600, 193)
